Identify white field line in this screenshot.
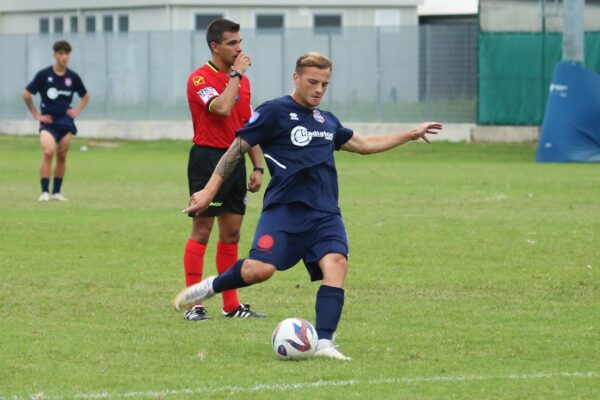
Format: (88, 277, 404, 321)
(3, 371, 599, 400)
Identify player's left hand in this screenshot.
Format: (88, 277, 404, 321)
(182, 189, 212, 215)
(409, 122, 443, 144)
(248, 170, 263, 193)
(66, 109, 79, 118)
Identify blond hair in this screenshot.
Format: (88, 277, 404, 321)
(295, 52, 333, 74)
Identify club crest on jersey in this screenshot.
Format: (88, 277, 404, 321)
(65, 77, 72, 87)
(47, 76, 53, 82)
(289, 113, 298, 121)
(313, 109, 325, 123)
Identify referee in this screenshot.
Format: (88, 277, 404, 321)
(181, 18, 265, 321)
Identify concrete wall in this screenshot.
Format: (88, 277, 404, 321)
(0, 120, 539, 143)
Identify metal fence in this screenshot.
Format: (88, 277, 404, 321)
(0, 25, 477, 123)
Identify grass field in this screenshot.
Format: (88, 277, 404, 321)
(0, 135, 598, 399)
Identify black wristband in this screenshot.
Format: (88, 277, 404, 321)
(253, 167, 264, 174)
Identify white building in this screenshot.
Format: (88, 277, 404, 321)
(0, 0, 423, 34)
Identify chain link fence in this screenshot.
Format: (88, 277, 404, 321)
(1, 25, 476, 123)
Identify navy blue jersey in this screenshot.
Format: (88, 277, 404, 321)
(25, 66, 87, 118)
(237, 95, 353, 214)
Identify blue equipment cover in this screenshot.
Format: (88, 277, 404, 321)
(536, 61, 600, 162)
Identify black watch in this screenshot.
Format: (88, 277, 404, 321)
(229, 69, 242, 79)
(253, 167, 264, 174)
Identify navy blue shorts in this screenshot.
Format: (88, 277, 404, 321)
(40, 116, 77, 142)
(249, 203, 349, 281)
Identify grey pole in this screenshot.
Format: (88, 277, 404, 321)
(562, 0, 585, 63)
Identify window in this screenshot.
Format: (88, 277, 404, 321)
(195, 14, 223, 31)
(314, 14, 342, 33)
(256, 14, 284, 31)
(85, 16, 96, 33)
(39, 17, 50, 34)
(70, 16, 78, 33)
(54, 17, 64, 33)
(103, 15, 113, 32)
(118, 15, 129, 32)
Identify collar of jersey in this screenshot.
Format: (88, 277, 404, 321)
(207, 61, 219, 72)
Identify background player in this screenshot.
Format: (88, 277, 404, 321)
(182, 18, 265, 321)
(22, 40, 89, 202)
(173, 52, 443, 359)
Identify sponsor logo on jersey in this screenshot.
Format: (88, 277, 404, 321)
(313, 109, 325, 123)
(46, 87, 72, 100)
(290, 125, 333, 147)
(289, 113, 298, 121)
(192, 76, 205, 86)
(65, 77, 72, 87)
(47, 76, 53, 83)
(197, 86, 219, 104)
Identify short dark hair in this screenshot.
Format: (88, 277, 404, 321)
(53, 40, 72, 54)
(206, 18, 240, 51)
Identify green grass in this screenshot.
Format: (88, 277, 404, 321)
(0, 135, 598, 399)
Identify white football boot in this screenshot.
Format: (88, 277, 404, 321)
(314, 339, 352, 361)
(51, 193, 69, 201)
(173, 276, 216, 311)
(38, 192, 50, 202)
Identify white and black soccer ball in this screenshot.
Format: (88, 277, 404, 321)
(271, 318, 318, 360)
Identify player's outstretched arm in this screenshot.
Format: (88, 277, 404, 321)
(341, 122, 443, 155)
(183, 137, 252, 214)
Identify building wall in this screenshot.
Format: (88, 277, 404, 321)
(480, 0, 600, 32)
(0, 4, 420, 34)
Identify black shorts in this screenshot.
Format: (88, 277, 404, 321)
(187, 145, 247, 217)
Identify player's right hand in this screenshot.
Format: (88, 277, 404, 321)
(182, 189, 212, 215)
(233, 52, 251, 75)
(37, 114, 53, 124)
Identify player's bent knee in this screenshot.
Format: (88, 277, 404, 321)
(242, 259, 276, 283)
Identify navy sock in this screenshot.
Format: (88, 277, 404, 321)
(315, 285, 345, 340)
(52, 178, 63, 194)
(212, 259, 251, 293)
(41, 178, 50, 193)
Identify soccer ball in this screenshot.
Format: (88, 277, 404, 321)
(271, 318, 318, 360)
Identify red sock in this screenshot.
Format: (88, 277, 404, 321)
(216, 241, 241, 313)
(183, 239, 206, 287)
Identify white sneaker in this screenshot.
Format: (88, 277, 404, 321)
(38, 192, 50, 202)
(315, 339, 352, 361)
(51, 193, 69, 201)
(173, 276, 216, 311)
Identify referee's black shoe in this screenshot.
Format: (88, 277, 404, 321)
(223, 304, 266, 318)
(183, 305, 211, 321)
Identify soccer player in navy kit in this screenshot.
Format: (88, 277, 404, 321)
(23, 40, 89, 202)
(174, 52, 443, 360)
